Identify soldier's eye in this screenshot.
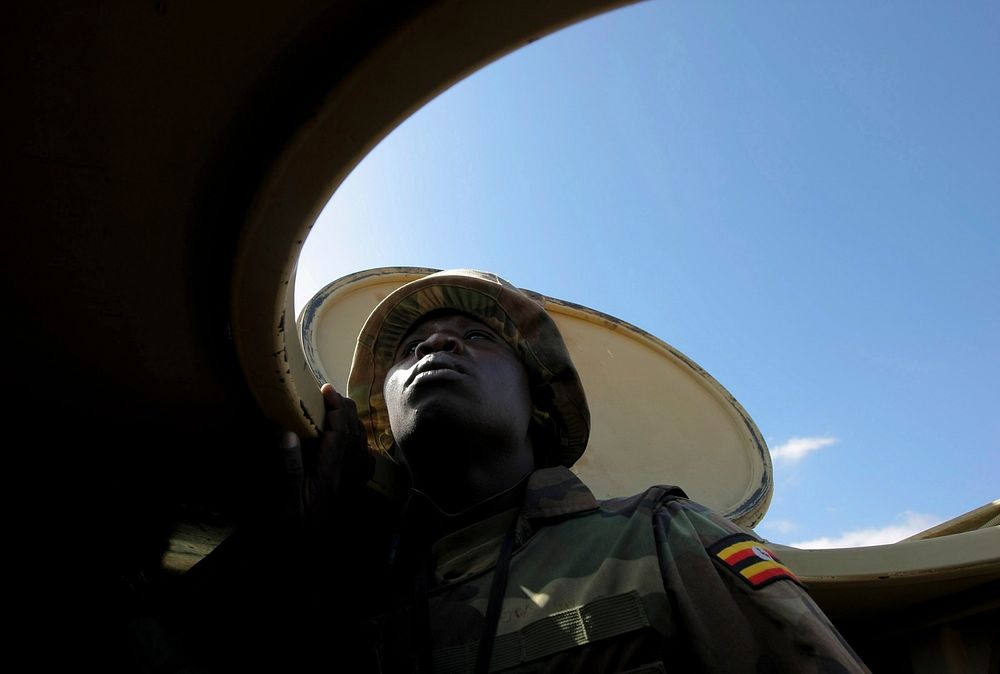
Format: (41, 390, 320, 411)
(399, 340, 421, 358)
(465, 330, 492, 342)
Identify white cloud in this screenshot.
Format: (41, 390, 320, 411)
(757, 518, 798, 535)
(790, 512, 943, 549)
(770, 436, 837, 463)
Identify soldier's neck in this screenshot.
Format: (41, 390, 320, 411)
(399, 433, 534, 515)
(406, 462, 532, 539)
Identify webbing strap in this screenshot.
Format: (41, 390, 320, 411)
(435, 590, 650, 672)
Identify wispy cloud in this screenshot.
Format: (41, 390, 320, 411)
(790, 512, 943, 549)
(758, 518, 798, 535)
(770, 436, 837, 463)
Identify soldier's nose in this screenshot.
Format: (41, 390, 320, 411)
(414, 332, 460, 357)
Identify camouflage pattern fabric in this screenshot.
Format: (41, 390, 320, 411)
(372, 467, 869, 673)
(348, 269, 590, 467)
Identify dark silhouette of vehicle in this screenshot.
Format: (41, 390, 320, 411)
(5, 2, 995, 671)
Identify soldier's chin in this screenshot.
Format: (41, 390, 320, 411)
(393, 422, 474, 463)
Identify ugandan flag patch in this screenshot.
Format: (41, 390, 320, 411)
(708, 534, 802, 589)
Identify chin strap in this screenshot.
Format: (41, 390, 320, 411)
(391, 471, 530, 673)
(408, 469, 532, 520)
(399, 474, 526, 673)
(475, 519, 517, 674)
(411, 517, 517, 674)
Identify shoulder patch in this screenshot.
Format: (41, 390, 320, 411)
(707, 534, 803, 590)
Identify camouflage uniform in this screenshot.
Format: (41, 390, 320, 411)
(350, 270, 868, 672)
(372, 466, 868, 673)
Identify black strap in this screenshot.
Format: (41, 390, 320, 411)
(474, 523, 517, 674)
(415, 561, 433, 673)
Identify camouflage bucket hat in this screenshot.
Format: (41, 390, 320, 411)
(347, 269, 591, 467)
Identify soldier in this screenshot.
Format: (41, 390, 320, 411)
(280, 268, 870, 673)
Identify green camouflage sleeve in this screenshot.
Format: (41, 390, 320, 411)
(653, 497, 870, 673)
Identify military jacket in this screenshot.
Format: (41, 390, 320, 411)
(375, 467, 868, 673)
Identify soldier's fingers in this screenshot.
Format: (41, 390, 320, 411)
(324, 391, 360, 434)
(321, 382, 341, 410)
(279, 431, 305, 519)
(280, 431, 303, 477)
(317, 426, 347, 480)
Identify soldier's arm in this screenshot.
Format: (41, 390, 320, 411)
(653, 498, 870, 673)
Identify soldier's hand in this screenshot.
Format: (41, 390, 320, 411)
(279, 383, 373, 529)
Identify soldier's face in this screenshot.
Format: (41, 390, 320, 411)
(383, 311, 534, 456)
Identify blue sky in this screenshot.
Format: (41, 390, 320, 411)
(294, 1, 999, 547)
